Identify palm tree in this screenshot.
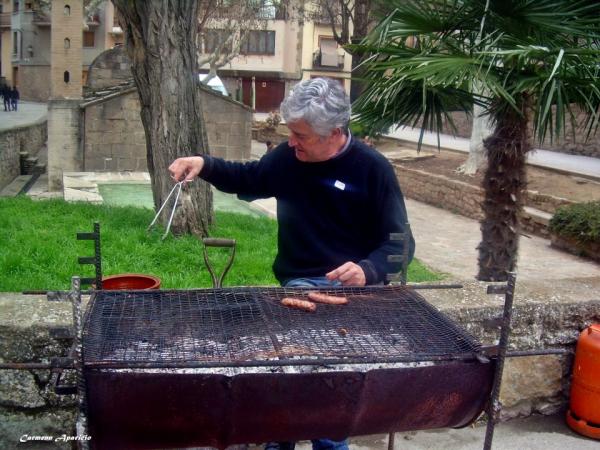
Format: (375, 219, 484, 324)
(352, 0, 600, 281)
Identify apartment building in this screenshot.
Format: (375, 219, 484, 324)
(200, 1, 353, 113)
(0, 0, 122, 100)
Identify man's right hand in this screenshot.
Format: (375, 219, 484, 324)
(168, 156, 205, 182)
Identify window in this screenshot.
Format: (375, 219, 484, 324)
(64, 5, 70, 16)
(319, 37, 339, 67)
(13, 1, 19, 13)
(64, 71, 70, 83)
(13, 31, 19, 56)
(203, 29, 231, 54)
(64, 38, 70, 49)
(83, 31, 95, 48)
(240, 30, 275, 55)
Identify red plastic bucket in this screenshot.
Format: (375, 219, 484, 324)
(101, 274, 161, 290)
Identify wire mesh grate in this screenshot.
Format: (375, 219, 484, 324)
(82, 286, 481, 368)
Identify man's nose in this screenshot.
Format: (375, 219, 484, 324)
(288, 134, 298, 147)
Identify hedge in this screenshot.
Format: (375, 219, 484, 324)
(549, 201, 600, 246)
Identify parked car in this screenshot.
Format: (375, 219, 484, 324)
(199, 74, 228, 96)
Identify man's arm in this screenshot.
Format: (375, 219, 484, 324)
(169, 153, 275, 199)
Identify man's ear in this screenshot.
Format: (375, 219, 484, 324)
(330, 128, 343, 139)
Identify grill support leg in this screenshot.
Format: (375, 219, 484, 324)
(70, 276, 90, 450)
(483, 272, 516, 450)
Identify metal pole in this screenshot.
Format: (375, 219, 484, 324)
(93, 222, 102, 290)
(71, 276, 90, 450)
(483, 272, 516, 450)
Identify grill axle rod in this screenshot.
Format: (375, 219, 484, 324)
(0, 348, 571, 371)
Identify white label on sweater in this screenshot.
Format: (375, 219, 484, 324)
(334, 180, 346, 191)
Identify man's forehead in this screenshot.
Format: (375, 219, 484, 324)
(287, 120, 314, 134)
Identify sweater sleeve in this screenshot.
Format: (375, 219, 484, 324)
(358, 162, 415, 285)
(199, 153, 275, 199)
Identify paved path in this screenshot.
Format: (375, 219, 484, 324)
(387, 125, 600, 180)
(0, 101, 47, 131)
(290, 412, 599, 450)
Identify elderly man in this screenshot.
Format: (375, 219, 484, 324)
(169, 77, 415, 448)
(170, 77, 414, 288)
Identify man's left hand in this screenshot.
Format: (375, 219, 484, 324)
(326, 262, 366, 286)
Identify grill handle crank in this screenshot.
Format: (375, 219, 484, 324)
(202, 238, 236, 288)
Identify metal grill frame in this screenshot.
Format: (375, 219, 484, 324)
(81, 286, 483, 370)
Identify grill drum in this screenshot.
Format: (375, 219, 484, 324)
(86, 362, 493, 449)
(81, 287, 493, 449)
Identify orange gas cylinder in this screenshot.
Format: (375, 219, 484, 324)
(566, 324, 600, 439)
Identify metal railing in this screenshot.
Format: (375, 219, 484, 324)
(32, 11, 50, 25)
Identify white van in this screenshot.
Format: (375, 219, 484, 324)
(199, 74, 228, 96)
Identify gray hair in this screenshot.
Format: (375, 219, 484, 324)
(280, 77, 351, 137)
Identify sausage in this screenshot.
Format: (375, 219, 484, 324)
(307, 291, 348, 305)
(281, 297, 317, 312)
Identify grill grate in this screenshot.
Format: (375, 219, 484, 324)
(82, 286, 481, 368)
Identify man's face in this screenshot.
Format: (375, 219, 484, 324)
(287, 120, 338, 162)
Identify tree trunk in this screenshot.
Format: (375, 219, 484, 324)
(477, 98, 530, 281)
(457, 103, 492, 175)
(349, 46, 365, 103)
(112, 0, 213, 237)
(348, 0, 371, 102)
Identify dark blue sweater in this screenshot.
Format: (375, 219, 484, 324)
(200, 138, 415, 285)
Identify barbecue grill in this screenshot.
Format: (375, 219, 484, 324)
(72, 284, 493, 449)
(1, 224, 524, 450)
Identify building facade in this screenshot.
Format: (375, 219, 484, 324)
(199, 1, 353, 113)
(0, 0, 122, 99)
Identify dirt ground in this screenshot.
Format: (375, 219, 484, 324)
(377, 140, 600, 203)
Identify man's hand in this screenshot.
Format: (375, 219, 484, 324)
(168, 156, 205, 182)
(326, 262, 366, 286)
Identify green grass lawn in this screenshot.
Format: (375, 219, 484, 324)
(0, 197, 442, 291)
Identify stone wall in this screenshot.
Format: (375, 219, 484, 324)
(82, 85, 252, 171)
(1, 277, 598, 447)
(83, 88, 147, 171)
(432, 110, 600, 158)
(0, 120, 47, 190)
(395, 164, 485, 221)
(393, 163, 573, 238)
(202, 87, 253, 160)
(17, 66, 51, 102)
(0, 294, 76, 449)
(86, 46, 132, 90)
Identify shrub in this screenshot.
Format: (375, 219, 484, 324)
(549, 201, 600, 245)
(262, 110, 282, 131)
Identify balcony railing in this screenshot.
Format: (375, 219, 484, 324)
(0, 13, 10, 29)
(32, 11, 51, 26)
(312, 50, 345, 71)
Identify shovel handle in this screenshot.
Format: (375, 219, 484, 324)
(203, 238, 236, 248)
(202, 238, 236, 288)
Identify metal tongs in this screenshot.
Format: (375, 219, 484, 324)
(147, 181, 185, 240)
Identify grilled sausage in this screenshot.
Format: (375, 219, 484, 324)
(281, 297, 317, 312)
(307, 292, 348, 305)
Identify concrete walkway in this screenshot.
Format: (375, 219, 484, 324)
(387, 125, 600, 180)
(0, 101, 47, 131)
(291, 412, 599, 450)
